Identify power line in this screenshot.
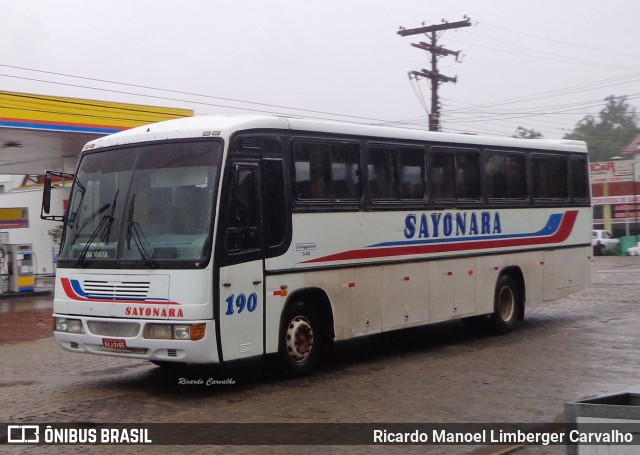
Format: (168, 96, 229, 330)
(444, 93, 640, 123)
(408, 77, 430, 114)
(446, 36, 640, 71)
(448, 73, 640, 112)
(2, 23, 638, 140)
(456, 26, 640, 71)
(480, 21, 640, 60)
(0, 64, 393, 124)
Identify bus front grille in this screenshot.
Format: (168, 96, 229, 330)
(87, 321, 141, 337)
(82, 280, 151, 299)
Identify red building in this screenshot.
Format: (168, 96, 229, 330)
(591, 134, 640, 237)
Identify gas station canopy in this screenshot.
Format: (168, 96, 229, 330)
(0, 91, 193, 174)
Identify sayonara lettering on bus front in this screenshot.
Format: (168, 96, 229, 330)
(125, 307, 185, 318)
(404, 211, 502, 240)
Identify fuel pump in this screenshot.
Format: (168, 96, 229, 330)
(5, 244, 35, 293)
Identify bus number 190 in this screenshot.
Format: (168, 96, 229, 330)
(225, 293, 259, 315)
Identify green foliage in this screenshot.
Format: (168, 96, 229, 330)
(513, 126, 543, 139)
(563, 95, 640, 162)
(48, 225, 63, 245)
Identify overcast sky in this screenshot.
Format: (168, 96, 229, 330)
(2, 0, 639, 139)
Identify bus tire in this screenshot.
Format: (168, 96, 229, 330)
(490, 275, 522, 335)
(277, 301, 322, 378)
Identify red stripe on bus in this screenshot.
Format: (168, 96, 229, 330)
(305, 210, 578, 264)
(61, 278, 180, 305)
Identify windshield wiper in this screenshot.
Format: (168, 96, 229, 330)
(127, 194, 157, 268)
(76, 190, 119, 267)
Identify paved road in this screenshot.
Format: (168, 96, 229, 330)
(1, 257, 640, 454)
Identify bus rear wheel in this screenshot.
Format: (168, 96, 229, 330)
(277, 301, 322, 378)
(490, 275, 522, 335)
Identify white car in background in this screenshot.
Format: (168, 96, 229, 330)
(592, 230, 619, 256)
(627, 242, 640, 256)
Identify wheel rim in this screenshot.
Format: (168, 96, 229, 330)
(285, 315, 314, 364)
(496, 285, 515, 322)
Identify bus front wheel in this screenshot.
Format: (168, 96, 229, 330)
(490, 275, 522, 335)
(277, 301, 322, 378)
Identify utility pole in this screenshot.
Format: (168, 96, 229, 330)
(398, 18, 471, 131)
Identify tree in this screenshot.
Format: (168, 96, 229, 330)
(513, 126, 543, 139)
(48, 225, 63, 245)
(564, 95, 640, 162)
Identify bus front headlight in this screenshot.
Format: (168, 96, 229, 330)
(172, 325, 190, 340)
(54, 317, 85, 334)
(144, 323, 206, 341)
(144, 324, 172, 339)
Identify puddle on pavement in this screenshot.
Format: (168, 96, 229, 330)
(82, 364, 146, 377)
(0, 380, 36, 387)
(0, 298, 53, 314)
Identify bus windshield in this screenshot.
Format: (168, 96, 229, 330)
(59, 140, 222, 268)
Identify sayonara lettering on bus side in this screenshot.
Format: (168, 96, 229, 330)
(404, 211, 502, 240)
(125, 307, 185, 318)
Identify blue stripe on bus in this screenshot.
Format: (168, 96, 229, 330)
(368, 213, 563, 248)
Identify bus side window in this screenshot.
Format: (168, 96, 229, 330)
(367, 144, 425, 201)
(570, 155, 589, 201)
(532, 154, 568, 200)
(367, 147, 395, 199)
(431, 152, 456, 200)
(485, 155, 506, 198)
(431, 148, 481, 202)
(456, 153, 481, 200)
(263, 158, 288, 253)
(293, 140, 361, 202)
(226, 166, 260, 253)
(330, 143, 360, 200)
(485, 153, 527, 201)
(398, 149, 425, 199)
(293, 142, 330, 200)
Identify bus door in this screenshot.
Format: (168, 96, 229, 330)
(218, 160, 265, 362)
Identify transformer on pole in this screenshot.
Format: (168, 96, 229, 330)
(398, 18, 471, 131)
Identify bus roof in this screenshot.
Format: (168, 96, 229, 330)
(83, 115, 588, 154)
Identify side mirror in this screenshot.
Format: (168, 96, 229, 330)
(42, 174, 53, 215)
(40, 171, 74, 221)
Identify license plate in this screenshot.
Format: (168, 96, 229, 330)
(102, 338, 127, 350)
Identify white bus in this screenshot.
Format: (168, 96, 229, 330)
(42, 115, 592, 377)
